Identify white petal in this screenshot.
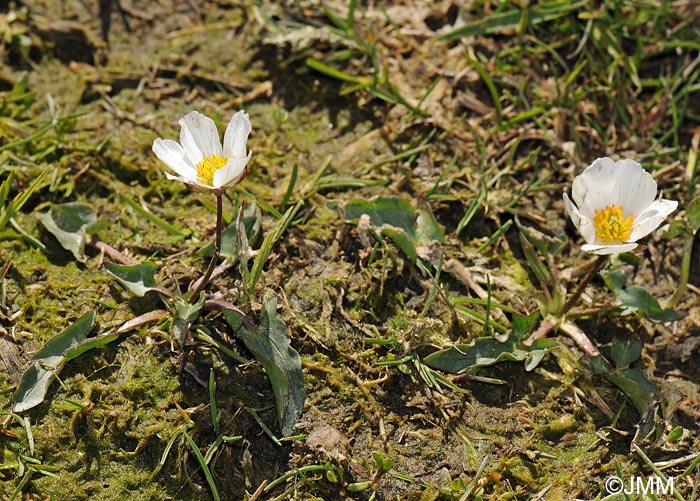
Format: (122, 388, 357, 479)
(223, 110, 252, 160)
(563, 193, 597, 244)
(572, 157, 618, 218)
(213, 151, 251, 188)
(165, 172, 212, 190)
(608, 159, 657, 218)
(563, 193, 581, 230)
(578, 216, 596, 245)
(571, 158, 654, 217)
(179, 111, 222, 167)
(629, 199, 678, 241)
(152, 138, 197, 181)
(581, 242, 638, 255)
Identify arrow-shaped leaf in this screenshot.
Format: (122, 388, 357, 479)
(604, 270, 686, 323)
(12, 311, 119, 412)
(37, 202, 96, 262)
(172, 296, 204, 347)
(345, 196, 416, 237)
(424, 312, 554, 374)
(105, 262, 162, 297)
(617, 285, 686, 323)
(223, 294, 304, 436)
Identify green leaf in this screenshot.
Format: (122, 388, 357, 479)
(0, 173, 11, 208)
(610, 336, 643, 368)
(373, 451, 394, 473)
(424, 338, 523, 373)
(172, 296, 204, 347)
(120, 195, 187, 237)
(437, 8, 522, 40)
(104, 262, 161, 297)
(345, 197, 445, 267)
(345, 196, 416, 237)
(605, 367, 657, 416)
(415, 206, 445, 244)
(424, 317, 557, 374)
(667, 426, 684, 442)
(511, 311, 540, 338)
(518, 229, 551, 287)
(345, 196, 426, 265)
(223, 294, 304, 436)
(686, 196, 700, 233)
(662, 220, 691, 240)
(589, 355, 657, 417)
(456, 189, 483, 236)
(617, 285, 686, 323)
(63, 331, 119, 362)
(383, 227, 418, 264)
(201, 203, 261, 259)
(588, 355, 610, 376)
(603, 270, 627, 293)
(465, 54, 501, 121)
(11, 311, 108, 412)
(37, 202, 96, 262)
(183, 432, 221, 501)
(604, 271, 686, 323)
(347, 481, 372, 492)
(524, 349, 546, 371)
(12, 363, 55, 413)
(31, 310, 95, 362)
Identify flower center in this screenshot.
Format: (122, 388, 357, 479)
(196, 154, 227, 186)
(593, 205, 633, 244)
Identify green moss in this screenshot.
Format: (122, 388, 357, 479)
(299, 203, 340, 242)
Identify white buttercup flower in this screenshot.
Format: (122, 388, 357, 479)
(152, 110, 252, 191)
(563, 157, 678, 255)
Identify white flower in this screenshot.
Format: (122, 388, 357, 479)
(152, 110, 252, 190)
(563, 157, 678, 255)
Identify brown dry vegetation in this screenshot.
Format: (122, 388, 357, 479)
(1, 0, 700, 500)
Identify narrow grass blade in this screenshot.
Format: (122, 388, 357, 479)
(248, 200, 302, 291)
(437, 1, 588, 41)
(280, 163, 298, 207)
(209, 369, 220, 434)
(477, 219, 513, 253)
(183, 433, 220, 501)
(0, 168, 49, 230)
(465, 54, 501, 121)
(121, 195, 187, 237)
(456, 189, 483, 236)
(306, 58, 371, 85)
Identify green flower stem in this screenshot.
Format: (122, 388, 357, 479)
(190, 190, 223, 304)
(665, 231, 694, 309)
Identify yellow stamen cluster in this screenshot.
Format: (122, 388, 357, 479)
(196, 154, 227, 186)
(593, 205, 632, 244)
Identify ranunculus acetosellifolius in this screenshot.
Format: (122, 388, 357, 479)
(563, 157, 677, 255)
(152, 110, 252, 191)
